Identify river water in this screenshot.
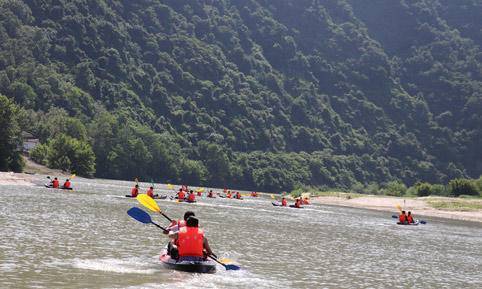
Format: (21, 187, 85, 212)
(1, 176, 481, 288)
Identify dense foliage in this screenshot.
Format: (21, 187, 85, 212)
(0, 0, 480, 190)
(0, 94, 25, 171)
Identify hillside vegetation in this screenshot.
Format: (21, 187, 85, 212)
(0, 0, 481, 191)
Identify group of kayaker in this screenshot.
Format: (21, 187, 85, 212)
(48, 177, 72, 189)
(164, 211, 213, 261)
(398, 210, 416, 224)
(130, 184, 159, 198)
(176, 188, 197, 202)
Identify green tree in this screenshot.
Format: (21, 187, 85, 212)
(448, 179, 479, 197)
(46, 134, 95, 177)
(0, 94, 25, 172)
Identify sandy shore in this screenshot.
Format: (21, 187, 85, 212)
(311, 194, 482, 223)
(0, 171, 38, 186)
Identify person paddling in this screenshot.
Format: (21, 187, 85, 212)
(62, 179, 71, 189)
(226, 191, 232, 199)
(407, 211, 414, 224)
(177, 189, 186, 200)
(187, 190, 196, 203)
(197, 190, 202, 197)
(169, 217, 213, 261)
(207, 190, 214, 198)
(131, 184, 139, 197)
(235, 192, 242, 199)
(281, 197, 287, 207)
(52, 177, 60, 189)
(294, 198, 302, 208)
(146, 186, 158, 198)
(251, 191, 258, 197)
(166, 211, 195, 234)
(398, 210, 408, 224)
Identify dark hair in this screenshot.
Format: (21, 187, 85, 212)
(186, 216, 199, 227)
(150, 186, 153, 189)
(135, 184, 139, 188)
(190, 190, 194, 193)
(183, 211, 195, 220)
(402, 210, 405, 214)
(408, 211, 411, 215)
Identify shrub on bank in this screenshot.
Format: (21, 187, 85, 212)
(448, 179, 479, 197)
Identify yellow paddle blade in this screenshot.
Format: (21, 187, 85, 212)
(167, 184, 174, 190)
(196, 187, 204, 192)
(70, 173, 76, 179)
(219, 257, 234, 264)
(136, 194, 161, 213)
(396, 204, 402, 212)
(270, 194, 275, 199)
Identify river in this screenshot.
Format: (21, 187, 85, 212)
(1, 176, 481, 288)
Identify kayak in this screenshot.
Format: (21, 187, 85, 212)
(289, 204, 304, 209)
(159, 249, 216, 273)
(397, 220, 420, 226)
(45, 184, 73, 190)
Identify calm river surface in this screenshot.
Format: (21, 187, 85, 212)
(1, 176, 481, 288)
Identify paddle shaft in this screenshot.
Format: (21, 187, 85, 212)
(151, 221, 168, 233)
(160, 212, 173, 222)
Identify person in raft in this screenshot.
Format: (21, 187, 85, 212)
(197, 190, 202, 197)
(407, 211, 415, 224)
(169, 217, 213, 261)
(235, 191, 242, 199)
(51, 177, 60, 188)
(129, 184, 139, 197)
(166, 211, 195, 234)
(62, 179, 71, 189)
(294, 198, 302, 208)
(251, 191, 258, 197)
(398, 211, 408, 224)
(187, 190, 196, 202)
(146, 186, 158, 198)
(177, 188, 186, 200)
(226, 191, 232, 198)
(281, 197, 288, 207)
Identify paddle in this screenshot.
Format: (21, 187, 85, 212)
(391, 215, 427, 224)
(136, 194, 174, 222)
(208, 255, 240, 270)
(127, 207, 168, 233)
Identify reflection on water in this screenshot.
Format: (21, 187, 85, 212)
(1, 176, 481, 288)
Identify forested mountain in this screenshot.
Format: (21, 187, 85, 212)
(1, 0, 480, 192)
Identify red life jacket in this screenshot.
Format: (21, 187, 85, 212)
(197, 191, 202, 196)
(407, 215, 414, 223)
(131, 187, 139, 197)
(226, 193, 232, 198)
(178, 220, 186, 227)
(188, 193, 196, 202)
(236, 193, 241, 199)
(177, 227, 204, 257)
(146, 188, 154, 197)
(208, 192, 213, 197)
(281, 199, 287, 206)
(52, 179, 59, 188)
(63, 181, 71, 188)
(178, 191, 185, 199)
(399, 214, 407, 223)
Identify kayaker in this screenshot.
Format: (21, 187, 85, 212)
(62, 179, 71, 189)
(177, 189, 186, 200)
(226, 191, 232, 199)
(52, 177, 59, 188)
(131, 184, 139, 197)
(197, 190, 202, 197)
(235, 192, 242, 199)
(170, 217, 213, 261)
(251, 191, 258, 197)
(294, 198, 301, 208)
(407, 211, 414, 224)
(399, 211, 408, 224)
(187, 190, 196, 202)
(281, 197, 287, 207)
(166, 211, 195, 234)
(207, 190, 214, 198)
(146, 186, 158, 198)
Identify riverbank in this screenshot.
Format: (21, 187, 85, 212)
(310, 193, 482, 223)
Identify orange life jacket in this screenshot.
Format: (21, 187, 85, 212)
(407, 215, 414, 223)
(282, 199, 287, 206)
(146, 188, 154, 197)
(236, 193, 241, 199)
(399, 214, 407, 223)
(177, 227, 204, 257)
(178, 191, 185, 199)
(131, 187, 139, 197)
(52, 179, 59, 188)
(187, 193, 195, 202)
(63, 181, 71, 188)
(295, 200, 301, 208)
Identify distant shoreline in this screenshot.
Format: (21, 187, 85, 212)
(310, 194, 482, 223)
